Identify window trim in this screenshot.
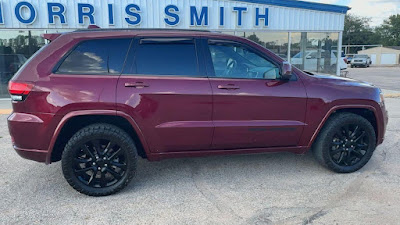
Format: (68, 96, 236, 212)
(204, 38, 297, 81)
(121, 37, 207, 78)
(53, 38, 133, 75)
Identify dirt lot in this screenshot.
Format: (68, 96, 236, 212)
(1, 68, 400, 225)
(347, 67, 400, 91)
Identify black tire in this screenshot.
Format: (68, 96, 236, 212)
(351, 65, 354, 68)
(62, 123, 137, 196)
(312, 113, 376, 173)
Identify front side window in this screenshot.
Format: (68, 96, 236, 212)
(57, 39, 131, 74)
(125, 39, 199, 76)
(208, 42, 280, 79)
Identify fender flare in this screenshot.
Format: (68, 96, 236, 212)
(305, 104, 380, 151)
(46, 110, 150, 164)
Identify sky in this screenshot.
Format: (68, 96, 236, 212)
(307, 0, 400, 26)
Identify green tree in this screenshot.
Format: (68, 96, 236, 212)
(376, 14, 400, 46)
(343, 14, 379, 45)
(246, 34, 265, 47)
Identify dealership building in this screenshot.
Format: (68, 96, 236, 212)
(0, 0, 349, 98)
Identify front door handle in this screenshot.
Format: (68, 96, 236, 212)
(124, 82, 149, 88)
(217, 84, 240, 90)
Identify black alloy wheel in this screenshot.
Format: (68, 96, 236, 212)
(329, 124, 369, 167)
(313, 113, 376, 173)
(62, 124, 137, 196)
(73, 139, 127, 188)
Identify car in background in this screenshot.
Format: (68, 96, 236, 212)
(291, 50, 347, 72)
(351, 54, 372, 68)
(345, 55, 354, 64)
(0, 54, 27, 84)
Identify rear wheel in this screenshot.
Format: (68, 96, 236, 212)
(62, 123, 137, 196)
(312, 113, 376, 173)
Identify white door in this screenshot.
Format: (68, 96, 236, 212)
(370, 54, 377, 64)
(381, 54, 396, 65)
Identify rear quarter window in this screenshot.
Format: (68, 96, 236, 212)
(56, 39, 131, 75)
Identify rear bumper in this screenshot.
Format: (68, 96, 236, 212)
(8, 112, 59, 164)
(13, 146, 47, 163)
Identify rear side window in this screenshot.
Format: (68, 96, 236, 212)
(56, 39, 131, 75)
(124, 38, 199, 76)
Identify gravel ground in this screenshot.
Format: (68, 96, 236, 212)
(347, 67, 400, 91)
(0, 98, 399, 225)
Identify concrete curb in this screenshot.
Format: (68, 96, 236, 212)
(384, 93, 400, 98)
(0, 109, 12, 115)
(382, 89, 400, 98)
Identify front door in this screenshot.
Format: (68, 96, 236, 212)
(204, 39, 308, 150)
(116, 37, 213, 153)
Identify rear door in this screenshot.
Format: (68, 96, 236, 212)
(204, 39, 307, 150)
(116, 37, 213, 153)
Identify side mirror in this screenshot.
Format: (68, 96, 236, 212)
(281, 62, 292, 80)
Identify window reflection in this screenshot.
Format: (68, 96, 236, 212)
(209, 43, 279, 79)
(57, 39, 131, 74)
(291, 32, 339, 74)
(0, 30, 45, 97)
(238, 32, 289, 60)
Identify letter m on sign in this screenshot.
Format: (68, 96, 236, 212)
(190, 6, 208, 26)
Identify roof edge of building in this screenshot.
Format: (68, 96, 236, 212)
(234, 0, 350, 14)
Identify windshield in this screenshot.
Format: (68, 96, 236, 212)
(354, 55, 368, 59)
(292, 52, 303, 58)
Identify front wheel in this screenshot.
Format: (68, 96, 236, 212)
(62, 123, 137, 196)
(312, 113, 376, 173)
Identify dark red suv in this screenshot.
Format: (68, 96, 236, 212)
(7, 29, 388, 196)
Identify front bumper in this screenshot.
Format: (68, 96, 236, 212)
(379, 103, 389, 145)
(351, 61, 367, 65)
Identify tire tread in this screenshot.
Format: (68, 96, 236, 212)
(61, 123, 137, 196)
(312, 112, 376, 173)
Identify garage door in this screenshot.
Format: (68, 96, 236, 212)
(370, 54, 377, 64)
(381, 54, 397, 65)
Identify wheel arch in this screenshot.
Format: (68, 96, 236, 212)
(307, 105, 379, 150)
(47, 110, 150, 164)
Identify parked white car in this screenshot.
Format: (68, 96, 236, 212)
(351, 54, 372, 68)
(291, 50, 347, 72)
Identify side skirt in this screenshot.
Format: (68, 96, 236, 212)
(146, 146, 309, 161)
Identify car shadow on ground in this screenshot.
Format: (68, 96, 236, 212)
(15, 150, 324, 196)
(124, 151, 327, 193)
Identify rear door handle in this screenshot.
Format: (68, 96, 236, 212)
(124, 82, 149, 88)
(217, 84, 240, 90)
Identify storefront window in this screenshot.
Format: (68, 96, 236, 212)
(290, 32, 339, 74)
(0, 30, 45, 98)
(234, 32, 289, 60)
(244, 32, 289, 60)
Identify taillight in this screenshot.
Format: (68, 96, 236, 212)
(8, 81, 34, 101)
(344, 58, 348, 63)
